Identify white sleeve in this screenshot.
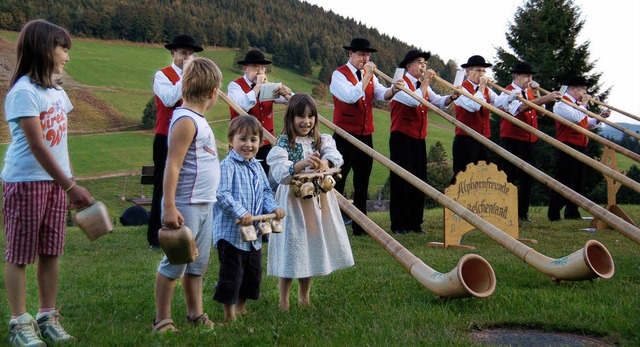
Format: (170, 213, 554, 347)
(153, 70, 182, 107)
(227, 80, 257, 112)
(330, 70, 365, 104)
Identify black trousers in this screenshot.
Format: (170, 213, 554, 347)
(389, 132, 426, 232)
(256, 143, 272, 176)
(147, 133, 168, 247)
(452, 134, 490, 181)
(548, 143, 586, 220)
(500, 138, 535, 219)
(333, 133, 373, 235)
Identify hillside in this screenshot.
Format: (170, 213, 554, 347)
(0, 35, 126, 142)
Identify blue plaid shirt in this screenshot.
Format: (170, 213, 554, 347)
(213, 149, 280, 251)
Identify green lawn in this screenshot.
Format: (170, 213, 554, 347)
(0, 203, 637, 345)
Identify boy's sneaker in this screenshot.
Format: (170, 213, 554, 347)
(9, 313, 46, 347)
(36, 311, 76, 344)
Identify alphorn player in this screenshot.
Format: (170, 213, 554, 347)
(227, 49, 293, 176)
(547, 76, 610, 221)
(498, 61, 562, 222)
(388, 49, 459, 235)
(149, 34, 202, 250)
(329, 37, 399, 236)
(451, 55, 507, 179)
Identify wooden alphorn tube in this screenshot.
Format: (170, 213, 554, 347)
(429, 73, 640, 194)
(219, 90, 495, 298)
(321, 114, 615, 281)
(375, 67, 640, 246)
(588, 98, 640, 123)
(486, 80, 640, 163)
(537, 86, 640, 141)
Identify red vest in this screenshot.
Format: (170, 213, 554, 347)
(556, 95, 588, 147)
(454, 80, 491, 137)
(499, 85, 538, 142)
(154, 66, 182, 136)
(389, 75, 428, 139)
(331, 65, 375, 136)
(229, 77, 275, 145)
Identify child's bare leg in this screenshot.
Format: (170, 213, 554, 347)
(278, 278, 293, 311)
(5, 263, 27, 316)
(237, 298, 247, 315)
(298, 277, 313, 307)
(223, 303, 236, 321)
(182, 273, 203, 320)
(154, 272, 177, 322)
(37, 254, 59, 310)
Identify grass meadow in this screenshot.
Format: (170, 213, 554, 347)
(0, 30, 639, 345)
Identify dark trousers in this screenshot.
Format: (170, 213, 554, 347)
(256, 143, 272, 176)
(389, 132, 426, 232)
(147, 133, 168, 247)
(452, 134, 490, 181)
(548, 143, 586, 220)
(500, 138, 535, 219)
(333, 133, 373, 235)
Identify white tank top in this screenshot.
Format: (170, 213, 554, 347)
(168, 107, 220, 204)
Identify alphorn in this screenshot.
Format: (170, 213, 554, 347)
(430, 74, 640, 195)
(486, 80, 640, 163)
(588, 98, 640, 123)
(537, 86, 640, 142)
(321, 114, 614, 282)
(218, 90, 495, 298)
(375, 68, 640, 246)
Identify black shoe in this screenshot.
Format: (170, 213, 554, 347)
(411, 229, 427, 234)
(393, 229, 408, 235)
(564, 213, 581, 220)
(149, 245, 161, 251)
(519, 216, 533, 223)
(262, 234, 270, 243)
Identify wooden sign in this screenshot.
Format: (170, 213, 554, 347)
(440, 161, 519, 248)
(590, 146, 636, 230)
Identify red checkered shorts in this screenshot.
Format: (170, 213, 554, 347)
(3, 181, 67, 264)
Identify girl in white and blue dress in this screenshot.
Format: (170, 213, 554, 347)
(266, 93, 354, 311)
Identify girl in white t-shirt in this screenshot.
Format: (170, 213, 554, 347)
(2, 19, 93, 346)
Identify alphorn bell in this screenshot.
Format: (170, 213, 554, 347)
(486, 80, 640, 163)
(218, 90, 495, 298)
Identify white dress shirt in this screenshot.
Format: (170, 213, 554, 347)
(329, 61, 391, 103)
(153, 63, 183, 107)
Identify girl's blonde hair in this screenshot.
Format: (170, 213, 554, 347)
(227, 115, 264, 151)
(182, 57, 222, 103)
(11, 19, 72, 88)
(282, 93, 322, 151)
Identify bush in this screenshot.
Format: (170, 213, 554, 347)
(141, 96, 156, 130)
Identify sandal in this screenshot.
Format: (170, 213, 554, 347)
(151, 318, 179, 333)
(186, 313, 215, 328)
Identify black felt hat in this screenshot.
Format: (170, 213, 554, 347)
(565, 76, 589, 86)
(342, 37, 377, 53)
(399, 49, 431, 68)
(510, 61, 535, 74)
(164, 34, 203, 52)
(461, 55, 492, 68)
(237, 49, 272, 65)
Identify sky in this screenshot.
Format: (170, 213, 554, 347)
(303, 0, 640, 125)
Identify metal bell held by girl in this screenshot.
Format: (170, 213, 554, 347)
(239, 224, 258, 242)
(270, 219, 283, 233)
(258, 221, 272, 236)
(158, 225, 199, 264)
(300, 181, 316, 199)
(291, 180, 302, 197)
(319, 174, 336, 192)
